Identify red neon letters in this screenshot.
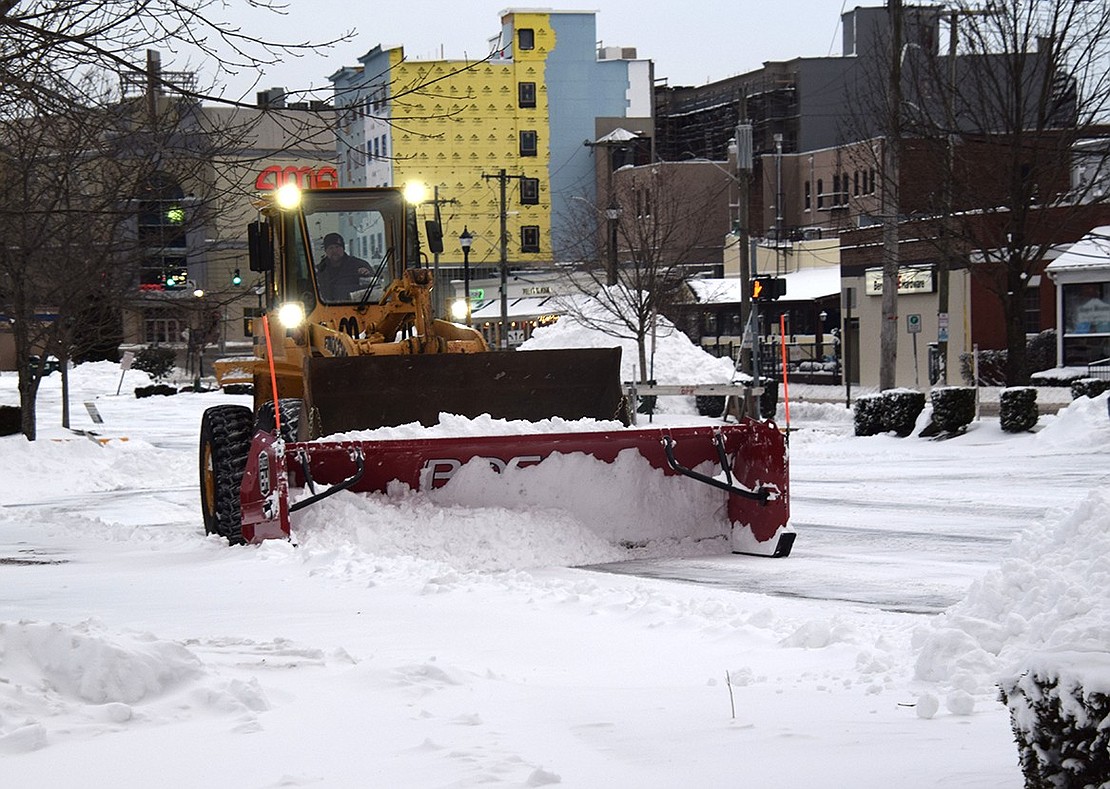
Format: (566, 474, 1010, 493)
(255, 165, 338, 191)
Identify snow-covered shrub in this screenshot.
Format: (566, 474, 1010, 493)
(880, 389, 925, 437)
(1070, 377, 1110, 400)
(134, 384, 177, 398)
(1000, 666, 1110, 789)
(960, 330, 1058, 385)
(1000, 387, 1038, 433)
(853, 393, 883, 436)
(929, 387, 976, 434)
(854, 390, 926, 437)
(132, 346, 176, 382)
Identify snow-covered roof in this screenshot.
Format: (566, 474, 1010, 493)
(1045, 226, 1110, 272)
(469, 296, 560, 320)
(593, 127, 640, 144)
(687, 267, 841, 304)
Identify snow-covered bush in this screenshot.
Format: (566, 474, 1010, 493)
(1000, 664, 1110, 789)
(1070, 377, 1110, 400)
(1000, 387, 1038, 433)
(853, 393, 883, 436)
(881, 389, 925, 437)
(854, 389, 925, 437)
(929, 387, 976, 434)
(132, 346, 176, 382)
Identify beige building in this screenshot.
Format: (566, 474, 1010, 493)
(118, 100, 335, 368)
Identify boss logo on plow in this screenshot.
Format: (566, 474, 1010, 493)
(420, 455, 543, 489)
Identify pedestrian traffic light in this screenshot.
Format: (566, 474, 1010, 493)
(231, 268, 242, 286)
(751, 275, 786, 301)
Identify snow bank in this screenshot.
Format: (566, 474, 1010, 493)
(914, 396, 1110, 695)
(520, 301, 737, 386)
(0, 620, 204, 753)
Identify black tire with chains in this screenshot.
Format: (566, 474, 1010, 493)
(199, 405, 254, 545)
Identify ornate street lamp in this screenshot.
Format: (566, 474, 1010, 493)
(459, 226, 473, 327)
(605, 199, 621, 287)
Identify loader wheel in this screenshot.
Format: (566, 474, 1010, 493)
(255, 398, 302, 442)
(199, 405, 254, 545)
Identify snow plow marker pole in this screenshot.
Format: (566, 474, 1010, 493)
(779, 313, 790, 429)
(662, 435, 770, 502)
(260, 314, 282, 435)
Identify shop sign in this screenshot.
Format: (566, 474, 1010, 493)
(255, 165, 339, 191)
(865, 266, 935, 296)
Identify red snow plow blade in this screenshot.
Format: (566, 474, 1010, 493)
(238, 419, 793, 557)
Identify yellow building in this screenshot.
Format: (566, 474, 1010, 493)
(330, 9, 654, 273)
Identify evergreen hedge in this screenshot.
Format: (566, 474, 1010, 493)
(1000, 387, 1038, 433)
(1070, 378, 1110, 400)
(929, 387, 976, 434)
(853, 394, 884, 436)
(854, 389, 927, 437)
(132, 346, 176, 382)
(1000, 664, 1110, 789)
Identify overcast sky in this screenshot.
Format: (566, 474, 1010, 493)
(202, 0, 848, 101)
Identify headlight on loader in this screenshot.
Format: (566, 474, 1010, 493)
(277, 301, 306, 329)
(275, 182, 302, 209)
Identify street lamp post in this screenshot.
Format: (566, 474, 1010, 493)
(605, 199, 621, 287)
(459, 226, 473, 327)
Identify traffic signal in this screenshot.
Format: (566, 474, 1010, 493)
(751, 275, 786, 301)
(231, 268, 243, 286)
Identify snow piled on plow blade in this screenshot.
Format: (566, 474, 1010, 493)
(287, 416, 746, 572)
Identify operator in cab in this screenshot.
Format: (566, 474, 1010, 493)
(316, 232, 370, 301)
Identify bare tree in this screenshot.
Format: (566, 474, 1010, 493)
(0, 2, 351, 439)
(560, 164, 731, 382)
(890, 0, 1110, 385)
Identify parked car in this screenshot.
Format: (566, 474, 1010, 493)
(28, 355, 61, 376)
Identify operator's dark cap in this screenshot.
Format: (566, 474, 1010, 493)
(323, 232, 344, 248)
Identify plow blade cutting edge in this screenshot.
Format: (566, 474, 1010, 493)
(238, 420, 793, 557)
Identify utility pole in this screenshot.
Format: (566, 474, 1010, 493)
(425, 187, 459, 319)
(880, 0, 904, 391)
(482, 168, 526, 350)
(733, 122, 757, 417)
(936, 10, 957, 387)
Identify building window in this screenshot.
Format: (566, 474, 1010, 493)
(521, 225, 540, 253)
(816, 178, 824, 209)
(854, 171, 861, 196)
(1024, 281, 1042, 334)
(519, 130, 538, 157)
(804, 181, 811, 210)
(518, 28, 535, 50)
(518, 82, 536, 108)
(520, 177, 540, 205)
(143, 309, 182, 345)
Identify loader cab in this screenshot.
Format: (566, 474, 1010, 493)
(296, 188, 412, 306)
(250, 187, 421, 311)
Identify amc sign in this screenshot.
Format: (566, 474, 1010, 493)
(255, 165, 339, 192)
(865, 266, 935, 296)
